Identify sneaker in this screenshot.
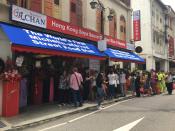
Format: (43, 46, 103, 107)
(101, 105, 105, 108)
(97, 105, 104, 110)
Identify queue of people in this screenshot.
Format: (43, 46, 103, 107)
(57, 66, 175, 109)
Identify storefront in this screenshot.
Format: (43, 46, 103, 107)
(0, 23, 105, 117)
(0, 5, 144, 117)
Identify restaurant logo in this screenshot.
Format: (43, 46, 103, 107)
(11, 5, 46, 28)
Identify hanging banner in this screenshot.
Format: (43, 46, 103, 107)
(133, 10, 141, 41)
(169, 37, 174, 57)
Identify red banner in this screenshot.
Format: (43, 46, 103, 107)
(133, 10, 141, 41)
(169, 37, 174, 57)
(46, 16, 126, 48)
(47, 16, 102, 42)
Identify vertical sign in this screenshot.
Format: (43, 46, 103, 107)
(133, 10, 141, 41)
(169, 36, 174, 57)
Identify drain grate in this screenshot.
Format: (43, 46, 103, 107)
(0, 121, 6, 128)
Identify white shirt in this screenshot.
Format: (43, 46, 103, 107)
(120, 73, 126, 84)
(108, 73, 117, 85)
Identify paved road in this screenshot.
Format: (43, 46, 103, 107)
(22, 93, 175, 131)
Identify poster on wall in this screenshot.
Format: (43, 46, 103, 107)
(89, 59, 100, 71)
(133, 10, 141, 41)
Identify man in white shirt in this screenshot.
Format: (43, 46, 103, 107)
(108, 69, 117, 99)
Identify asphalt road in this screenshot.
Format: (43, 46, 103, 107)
(22, 93, 175, 131)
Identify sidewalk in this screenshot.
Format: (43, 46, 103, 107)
(1, 94, 133, 131)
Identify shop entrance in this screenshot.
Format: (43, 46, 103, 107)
(13, 52, 88, 110)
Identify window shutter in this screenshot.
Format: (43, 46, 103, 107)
(76, 0, 82, 27)
(53, 0, 61, 19)
(114, 15, 117, 38)
(44, 0, 53, 16)
(109, 17, 115, 37)
(96, 10, 102, 33)
(70, 0, 77, 25)
(30, 0, 42, 13)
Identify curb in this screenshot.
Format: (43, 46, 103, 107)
(6, 95, 134, 131)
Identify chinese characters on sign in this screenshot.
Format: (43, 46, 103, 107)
(133, 10, 141, 41)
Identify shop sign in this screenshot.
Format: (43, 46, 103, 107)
(0, 23, 104, 57)
(10, 5, 126, 49)
(89, 59, 100, 71)
(133, 10, 141, 41)
(11, 5, 46, 28)
(126, 43, 135, 51)
(47, 16, 102, 42)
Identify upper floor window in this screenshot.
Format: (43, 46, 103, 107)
(7, 0, 17, 5)
(96, 9, 103, 33)
(70, 0, 83, 27)
(71, 2, 76, 12)
(54, 0, 60, 5)
(109, 15, 117, 38)
(160, 18, 162, 24)
(152, 10, 155, 17)
(120, 15, 126, 41)
(7, 0, 27, 8)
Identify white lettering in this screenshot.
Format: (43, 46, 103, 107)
(52, 21, 66, 31)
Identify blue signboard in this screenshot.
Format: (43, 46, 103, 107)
(0, 23, 105, 57)
(105, 48, 144, 62)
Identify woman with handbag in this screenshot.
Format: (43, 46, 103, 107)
(70, 67, 83, 107)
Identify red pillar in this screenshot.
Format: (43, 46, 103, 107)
(2, 81, 19, 117)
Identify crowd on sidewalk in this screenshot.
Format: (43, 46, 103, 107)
(57, 66, 175, 109)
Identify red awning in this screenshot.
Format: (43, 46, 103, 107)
(12, 45, 106, 60)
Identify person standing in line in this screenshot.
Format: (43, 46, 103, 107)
(119, 70, 126, 97)
(151, 70, 157, 95)
(144, 73, 152, 96)
(107, 69, 117, 99)
(135, 72, 141, 97)
(166, 72, 173, 95)
(58, 70, 67, 106)
(114, 70, 119, 98)
(130, 73, 136, 96)
(90, 70, 98, 101)
(83, 69, 91, 102)
(96, 72, 105, 109)
(70, 67, 83, 107)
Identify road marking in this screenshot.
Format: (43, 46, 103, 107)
(113, 117, 144, 131)
(38, 123, 67, 131)
(39, 99, 131, 131)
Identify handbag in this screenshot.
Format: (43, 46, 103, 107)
(74, 73, 83, 89)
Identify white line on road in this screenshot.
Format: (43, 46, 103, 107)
(38, 122, 67, 131)
(38, 99, 132, 131)
(113, 117, 144, 131)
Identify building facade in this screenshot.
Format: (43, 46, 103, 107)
(165, 6, 175, 72)
(0, 0, 134, 67)
(0, 0, 143, 117)
(131, 0, 175, 72)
